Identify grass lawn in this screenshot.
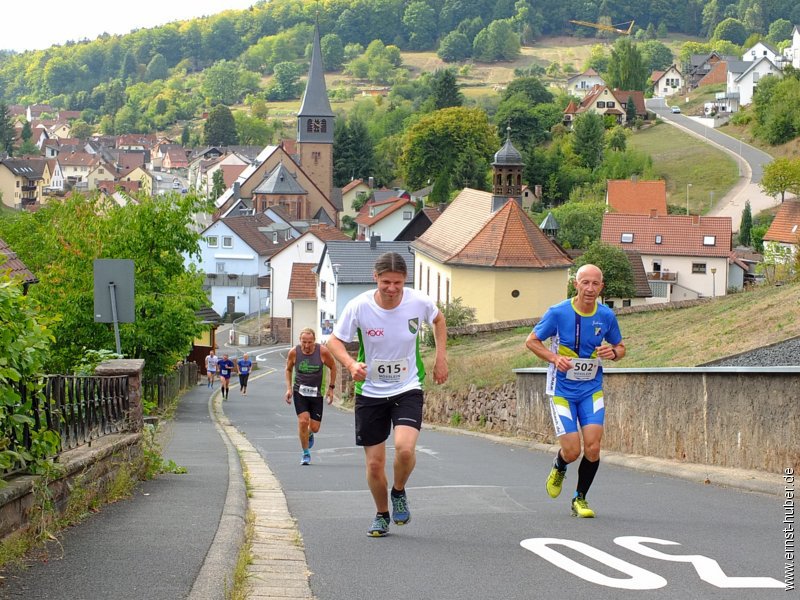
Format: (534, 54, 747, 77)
(422, 281, 800, 395)
(628, 121, 739, 214)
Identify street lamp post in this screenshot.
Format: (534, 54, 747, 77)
(711, 267, 717, 298)
(686, 183, 693, 215)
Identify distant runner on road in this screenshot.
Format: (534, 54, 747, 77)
(285, 328, 337, 466)
(525, 263, 625, 518)
(327, 252, 448, 537)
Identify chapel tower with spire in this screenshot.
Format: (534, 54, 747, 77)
(491, 127, 524, 212)
(296, 25, 335, 203)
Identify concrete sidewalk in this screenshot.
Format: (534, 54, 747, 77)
(0, 382, 245, 600)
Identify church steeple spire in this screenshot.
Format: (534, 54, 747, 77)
(297, 25, 334, 126)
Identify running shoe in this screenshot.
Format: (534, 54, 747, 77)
(546, 466, 566, 498)
(391, 490, 411, 525)
(300, 452, 311, 466)
(367, 514, 390, 537)
(571, 494, 595, 518)
(308, 432, 314, 449)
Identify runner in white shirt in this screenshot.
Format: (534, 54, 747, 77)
(327, 251, 448, 537)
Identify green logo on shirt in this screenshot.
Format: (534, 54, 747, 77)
(408, 317, 419, 334)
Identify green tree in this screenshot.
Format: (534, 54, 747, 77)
(267, 61, 305, 101)
(625, 94, 637, 124)
(760, 157, 800, 203)
(202, 60, 242, 106)
(204, 104, 239, 146)
(119, 50, 139, 81)
(501, 76, 553, 105)
(0, 271, 55, 474)
(607, 38, 648, 91)
(568, 240, 636, 300)
(21, 121, 32, 142)
(438, 31, 472, 62)
(70, 119, 93, 140)
(234, 112, 272, 146)
(767, 19, 793, 45)
(572, 112, 605, 170)
(211, 169, 226, 200)
(473, 20, 521, 62)
(321, 33, 345, 71)
(551, 201, 607, 249)
(403, 1, 438, 50)
(713, 18, 748, 46)
(144, 53, 169, 82)
(400, 106, 499, 190)
(181, 124, 191, 146)
(739, 200, 753, 247)
(0, 102, 15, 156)
(0, 194, 208, 377)
(333, 118, 376, 187)
(422, 297, 477, 346)
(606, 126, 627, 151)
(431, 69, 464, 109)
(430, 170, 451, 205)
(639, 40, 674, 72)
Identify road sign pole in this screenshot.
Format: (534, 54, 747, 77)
(109, 282, 122, 355)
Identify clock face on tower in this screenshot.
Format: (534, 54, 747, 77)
(306, 118, 327, 133)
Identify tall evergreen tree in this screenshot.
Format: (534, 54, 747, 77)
(333, 119, 375, 187)
(572, 112, 605, 170)
(431, 69, 464, 110)
(0, 102, 15, 156)
(739, 200, 753, 247)
(211, 169, 226, 201)
(625, 95, 637, 124)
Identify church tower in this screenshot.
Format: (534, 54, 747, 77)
(491, 127, 524, 212)
(296, 25, 335, 204)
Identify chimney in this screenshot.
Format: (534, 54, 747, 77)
(692, 214, 700, 225)
(438, 203, 447, 213)
(650, 209, 657, 218)
(232, 181, 240, 199)
(631, 174, 639, 183)
(534, 184, 542, 199)
(368, 176, 375, 189)
(370, 235, 381, 249)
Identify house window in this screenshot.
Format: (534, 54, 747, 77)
(320, 281, 326, 299)
(207, 236, 219, 248)
(655, 235, 662, 244)
(403, 210, 413, 220)
(623, 299, 631, 307)
(216, 262, 225, 273)
(597, 101, 606, 108)
(703, 235, 716, 246)
(606, 300, 614, 308)
(692, 263, 707, 274)
(305, 241, 313, 252)
(607, 101, 615, 108)
(621, 233, 634, 243)
(222, 236, 233, 248)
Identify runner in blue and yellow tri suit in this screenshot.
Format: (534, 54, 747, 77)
(525, 264, 625, 518)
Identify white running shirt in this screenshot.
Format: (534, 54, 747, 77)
(333, 287, 439, 397)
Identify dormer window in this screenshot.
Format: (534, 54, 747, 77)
(621, 233, 634, 243)
(655, 235, 662, 244)
(703, 235, 716, 246)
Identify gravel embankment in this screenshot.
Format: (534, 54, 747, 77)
(704, 336, 800, 366)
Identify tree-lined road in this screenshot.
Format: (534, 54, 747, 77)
(223, 348, 789, 600)
(647, 98, 780, 230)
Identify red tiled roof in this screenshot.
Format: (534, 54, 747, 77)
(287, 263, 317, 300)
(607, 180, 667, 215)
(306, 223, 351, 241)
(763, 199, 800, 244)
(341, 178, 365, 194)
(0, 238, 37, 284)
(355, 197, 415, 226)
(221, 213, 293, 257)
(412, 188, 572, 269)
(601, 213, 732, 257)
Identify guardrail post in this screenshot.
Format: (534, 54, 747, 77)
(95, 359, 145, 432)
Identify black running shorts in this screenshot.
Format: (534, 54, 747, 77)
(354, 388, 424, 447)
(293, 390, 324, 422)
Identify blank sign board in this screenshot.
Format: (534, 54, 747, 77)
(93, 259, 135, 323)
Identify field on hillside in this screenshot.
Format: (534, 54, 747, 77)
(628, 122, 739, 214)
(421, 281, 800, 394)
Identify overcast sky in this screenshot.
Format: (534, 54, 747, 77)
(1, 1, 256, 52)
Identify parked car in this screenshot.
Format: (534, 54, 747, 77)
(671, 106, 681, 114)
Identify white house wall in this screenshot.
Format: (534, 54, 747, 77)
(270, 234, 326, 320)
(367, 207, 415, 241)
(641, 254, 729, 298)
(291, 299, 317, 344)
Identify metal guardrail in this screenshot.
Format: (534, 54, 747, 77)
(1, 374, 130, 478)
(142, 362, 198, 412)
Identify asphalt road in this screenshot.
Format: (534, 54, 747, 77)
(225, 347, 790, 600)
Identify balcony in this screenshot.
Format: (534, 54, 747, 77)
(647, 271, 677, 282)
(21, 184, 37, 191)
